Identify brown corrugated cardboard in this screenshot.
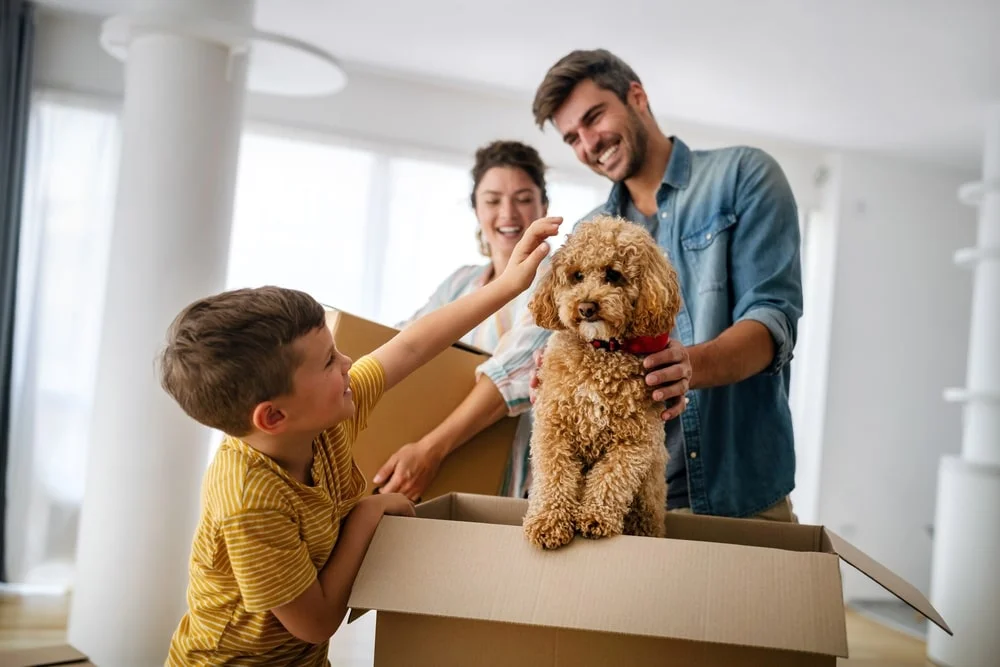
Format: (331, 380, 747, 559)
(325, 309, 517, 500)
(348, 493, 951, 667)
(0, 645, 94, 667)
(822, 529, 951, 635)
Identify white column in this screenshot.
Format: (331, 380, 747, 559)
(66, 4, 253, 666)
(65, 4, 344, 663)
(928, 104, 1000, 667)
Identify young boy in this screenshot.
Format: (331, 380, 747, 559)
(159, 217, 561, 665)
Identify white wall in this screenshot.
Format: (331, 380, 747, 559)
(30, 9, 827, 211)
(813, 152, 976, 600)
(789, 162, 843, 526)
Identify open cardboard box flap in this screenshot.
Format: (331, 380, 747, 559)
(821, 528, 951, 635)
(348, 494, 950, 659)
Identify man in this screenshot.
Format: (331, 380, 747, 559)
(529, 48, 803, 520)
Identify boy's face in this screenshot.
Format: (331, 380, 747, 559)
(256, 325, 355, 436)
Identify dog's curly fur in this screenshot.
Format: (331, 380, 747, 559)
(523, 215, 682, 550)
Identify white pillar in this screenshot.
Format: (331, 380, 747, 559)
(928, 104, 1000, 667)
(65, 4, 344, 663)
(66, 4, 254, 666)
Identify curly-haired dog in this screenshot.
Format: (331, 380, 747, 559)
(523, 216, 682, 550)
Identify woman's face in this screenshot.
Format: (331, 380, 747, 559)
(474, 166, 547, 263)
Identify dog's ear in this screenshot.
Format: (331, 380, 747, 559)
(631, 241, 682, 337)
(528, 263, 562, 330)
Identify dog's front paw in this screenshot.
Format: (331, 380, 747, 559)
(577, 506, 623, 540)
(523, 508, 575, 550)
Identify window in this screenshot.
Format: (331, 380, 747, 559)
(226, 131, 376, 317)
(546, 179, 608, 247)
(6, 98, 120, 586)
(378, 157, 481, 325)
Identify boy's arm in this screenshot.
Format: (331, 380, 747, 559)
(269, 493, 415, 644)
(370, 217, 561, 392)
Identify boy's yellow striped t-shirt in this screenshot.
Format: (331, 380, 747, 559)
(166, 355, 385, 666)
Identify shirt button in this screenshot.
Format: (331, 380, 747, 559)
(689, 451, 698, 459)
(705, 233, 712, 241)
(660, 212, 667, 218)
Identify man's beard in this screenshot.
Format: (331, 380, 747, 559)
(617, 108, 648, 183)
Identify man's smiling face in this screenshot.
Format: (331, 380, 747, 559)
(551, 79, 649, 183)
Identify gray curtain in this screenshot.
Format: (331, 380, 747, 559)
(0, 0, 36, 581)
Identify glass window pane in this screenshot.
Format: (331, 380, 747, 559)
(378, 157, 482, 326)
(546, 179, 607, 247)
(7, 99, 120, 586)
(225, 132, 376, 316)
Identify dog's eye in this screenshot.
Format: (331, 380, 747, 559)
(605, 268, 624, 285)
(570, 271, 584, 283)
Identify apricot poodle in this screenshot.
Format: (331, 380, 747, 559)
(523, 215, 682, 550)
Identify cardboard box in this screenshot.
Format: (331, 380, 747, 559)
(347, 493, 951, 667)
(0, 645, 94, 667)
(326, 309, 518, 500)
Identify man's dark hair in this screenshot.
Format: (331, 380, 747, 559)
(532, 49, 645, 128)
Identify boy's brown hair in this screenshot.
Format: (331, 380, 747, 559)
(532, 48, 646, 128)
(158, 286, 327, 436)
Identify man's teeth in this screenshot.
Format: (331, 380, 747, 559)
(598, 144, 619, 165)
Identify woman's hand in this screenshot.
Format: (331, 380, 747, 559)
(373, 441, 443, 502)
(498, 217, 562, 292)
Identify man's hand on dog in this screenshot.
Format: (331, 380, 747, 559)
(529, 340, 691, 421)
(643, 338, 692, 421)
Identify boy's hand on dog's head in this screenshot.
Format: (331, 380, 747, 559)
(642, 338, 692, 421)
(501, 217, 563, 292)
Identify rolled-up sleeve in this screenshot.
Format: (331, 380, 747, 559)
(731, 148, 804, 374)
(739, 305, 796, 373)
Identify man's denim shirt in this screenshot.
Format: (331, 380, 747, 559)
(583, 137, 804, 517)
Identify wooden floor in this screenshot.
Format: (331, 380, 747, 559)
(0, 592, 70, 653)
(844, 610, 931, 664)
(0, 591, 933, 665)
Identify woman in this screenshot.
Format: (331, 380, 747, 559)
(373, 140, 552, 501)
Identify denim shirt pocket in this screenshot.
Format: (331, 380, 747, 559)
(680, 212, 737, 293)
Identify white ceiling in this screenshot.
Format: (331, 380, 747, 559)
(36, 0, 1000, 172)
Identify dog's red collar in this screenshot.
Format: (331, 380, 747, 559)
(590, 333, 669, 355)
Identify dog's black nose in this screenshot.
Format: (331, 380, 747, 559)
(578, 302, 599, 320)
